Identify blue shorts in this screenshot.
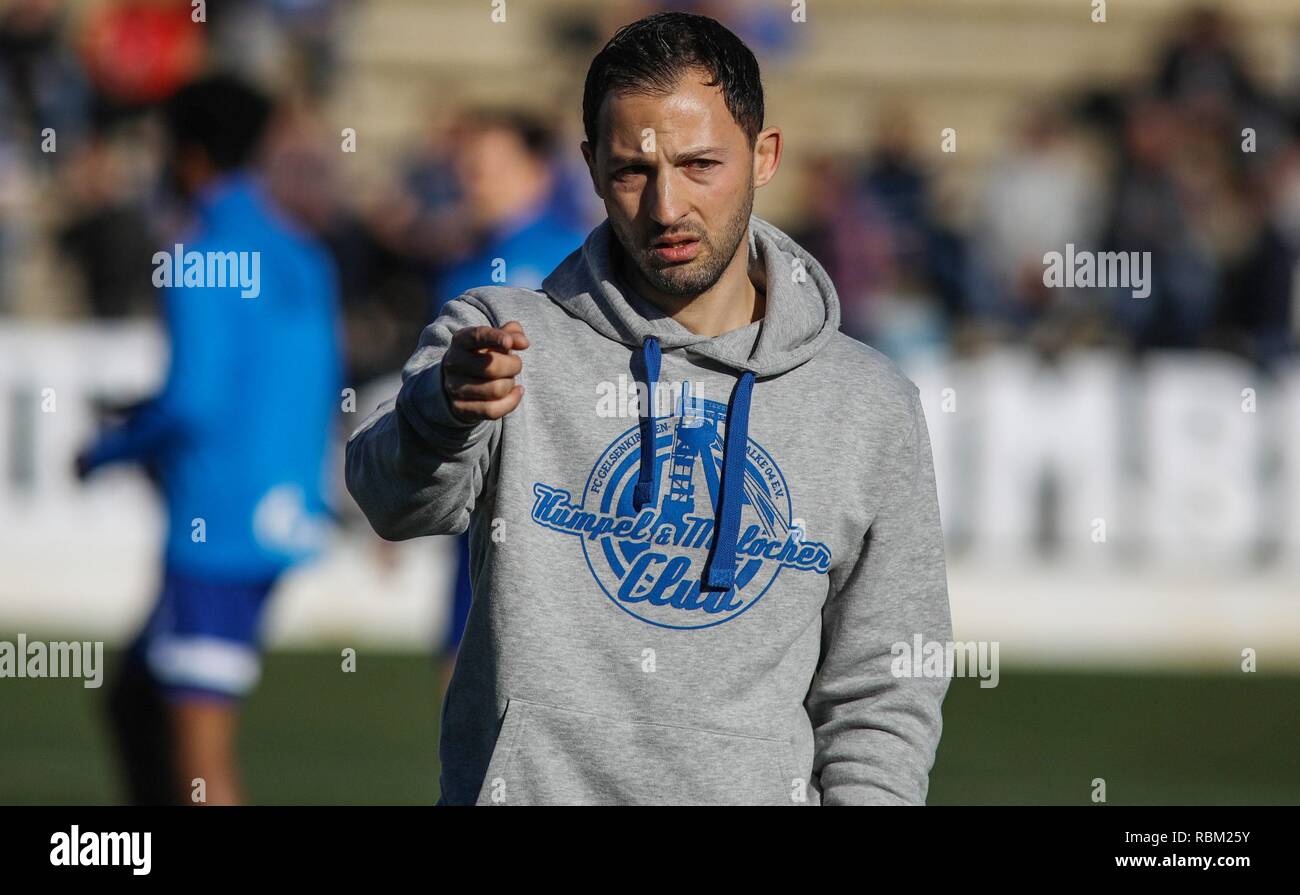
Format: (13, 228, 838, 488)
(130, 567, 279, 702)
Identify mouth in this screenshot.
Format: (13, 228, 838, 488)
(649, 235, 701, 264)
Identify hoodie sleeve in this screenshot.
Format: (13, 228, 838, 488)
(345, 296, 502, 541)
(804, 386, 953, 805)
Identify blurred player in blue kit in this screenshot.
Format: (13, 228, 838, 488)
(76, 75, 343, 805)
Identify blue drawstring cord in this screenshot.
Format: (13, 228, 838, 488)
(632, 335, 661, 512)
(631, 335, 756, 592)
(703, 369, 755, 590)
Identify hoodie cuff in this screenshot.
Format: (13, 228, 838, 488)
(396, 361, 484, 446)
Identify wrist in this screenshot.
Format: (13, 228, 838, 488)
(439, 368, 477, 425)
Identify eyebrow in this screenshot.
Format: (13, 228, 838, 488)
(608, 146, 728, 167)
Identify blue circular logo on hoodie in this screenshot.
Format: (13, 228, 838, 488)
(530, 393, 832, 630)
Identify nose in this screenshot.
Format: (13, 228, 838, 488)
(646, 167, 687, 228)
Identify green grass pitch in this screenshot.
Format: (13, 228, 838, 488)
(2, 650, 1297, 804)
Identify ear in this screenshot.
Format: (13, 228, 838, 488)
(752, 126, 783, 189)
(581, 140, 605, 200)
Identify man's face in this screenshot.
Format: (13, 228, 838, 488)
(584, 71, 758, 298)
(454, 125, 540, 225)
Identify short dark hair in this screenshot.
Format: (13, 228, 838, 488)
(582, 12, 764, 152)
(163, 74, 273, 172)
(458, 107, 556, 161)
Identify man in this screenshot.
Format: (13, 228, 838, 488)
(78, 75, 342, 805)
(435, 107, 589, 303)
(347, 12, 952, 806)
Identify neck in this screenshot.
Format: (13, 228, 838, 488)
(621, 227, 765, 337)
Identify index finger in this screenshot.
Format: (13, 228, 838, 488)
(454, 325, 523, 353)
(499, 320, 530, 350)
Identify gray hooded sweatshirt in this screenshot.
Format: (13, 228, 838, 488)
(345, 214, 953, 805)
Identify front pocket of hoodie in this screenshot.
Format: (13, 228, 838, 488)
(475, 698, 528, 806)
(476, 696, 796, 806)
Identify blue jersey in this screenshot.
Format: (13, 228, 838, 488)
(84, 174, 343, 581)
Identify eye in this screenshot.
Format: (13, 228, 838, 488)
(687, 159, 718, 170)
(614, 164, 649, 180)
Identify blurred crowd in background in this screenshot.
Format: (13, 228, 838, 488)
(2, 0, 1299, 385)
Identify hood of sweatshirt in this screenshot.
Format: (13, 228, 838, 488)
(541, 215, 842, 591)
(541, 214, 841, 377)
